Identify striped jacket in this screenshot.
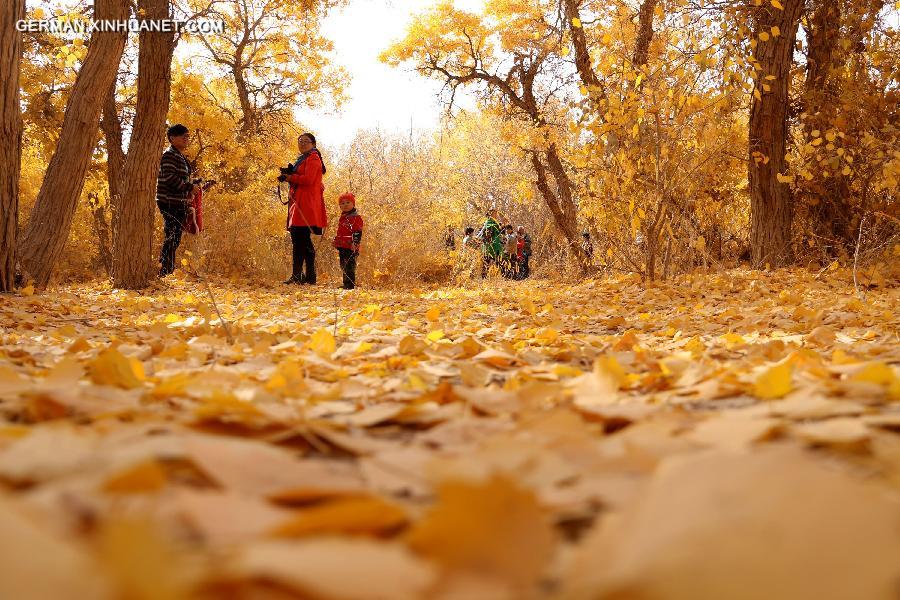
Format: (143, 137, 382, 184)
(156, 145, 193, 205)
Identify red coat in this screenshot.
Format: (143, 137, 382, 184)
(286, 150, 328, 230)
(334, 209, 364, 250)
(182, 187, 203, 234)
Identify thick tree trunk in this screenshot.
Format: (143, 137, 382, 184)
(0, 0, 25, 291)
(562, 0, 607, 112)
(112, 0, 176, 289)
(96, 81, 125, 275)
(89, 192, 113, 275)
(17, 0, 128, 287)
(101, 81, 125, 212)
(748, 0, 803, 268)
(531, 150, 591, 272)
(804, 0, 851, 255)
(632, 0, 658, 68)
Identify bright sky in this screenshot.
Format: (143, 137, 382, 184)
(296, 0, 485, 150)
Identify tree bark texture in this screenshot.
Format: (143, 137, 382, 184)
(101, 80, 125, 213)
(804, 0, 853, 254)
(632, 0, 659, 68)
(0, 0, 25, 291)
(17, 0, 128, 287)
(112, 0, 176, 288)
(748, 0, 803, 268)
(561, 0, 607, 113)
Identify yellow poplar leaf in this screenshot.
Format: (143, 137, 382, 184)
(308, 328, 336, 358)
(521, 298, 538, 315)
(89, 349, 145, 389)
(614, 330, 640, 352)
(852, 362, 897, 387)
(535, 327, 559, 343)
(684, 336, 705, 355)
(754, 363, 793, 399)
(97, 518, 190, 600)
(721, 333, 746, 349)
(759, 32, 770, 41)
(771, 0, 784, 8)
(427, 330, 445, 343)
(406, 476, 556, 586)
(571, 17, 581, 28)
(272, 497, 408, 538)
(553, 365, 583, 378)
(102, 461, 167, 494)
(425, 307, 441, 322)
(770, 26, 780, 37)
(832, 350, 857, 366)
(68, 336, 92, 354)
(399, 335, 428, 356)
(595, 354, 626, 387)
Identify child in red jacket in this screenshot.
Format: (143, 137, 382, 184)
(333, 193, 364, 289)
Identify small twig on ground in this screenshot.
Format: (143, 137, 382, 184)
(853, 213, 866, 301)
(201, 276, 235, 344)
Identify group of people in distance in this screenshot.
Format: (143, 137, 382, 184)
(460, 208, 533, 280)
(155, 125, 364, 290)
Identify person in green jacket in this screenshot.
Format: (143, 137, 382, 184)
(478, 209, 503, 278)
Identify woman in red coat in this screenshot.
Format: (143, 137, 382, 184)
(278, 133, 328, 285)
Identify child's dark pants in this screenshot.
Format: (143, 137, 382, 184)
(338, 248, 357, 289)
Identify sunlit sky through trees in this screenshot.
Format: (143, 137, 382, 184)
(297, 0, 485, 149)
(30, 0, 486, 149)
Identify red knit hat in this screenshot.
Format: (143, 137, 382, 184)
(338, 192, 356, 205)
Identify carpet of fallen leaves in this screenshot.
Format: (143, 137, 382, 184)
(1, 268, 900, 600)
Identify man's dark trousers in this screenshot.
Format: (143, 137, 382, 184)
(158, 200, 186, 276)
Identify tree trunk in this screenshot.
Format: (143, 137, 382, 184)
(748, 0, 803, 268)
(632, 0, 658, 68)
(112, 0, 176, 288)
(531, 151, 591, 272)
(89, 192, 113, 275)
(0, 0, 25, 292)
(96, 81, 125, 275)
(101, 80, 125, 213)
(562, 0, 606, 112)
(17, 0, 128, 288)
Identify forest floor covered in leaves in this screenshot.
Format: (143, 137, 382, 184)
(1, 268, 900, 599)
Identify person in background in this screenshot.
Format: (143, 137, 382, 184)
(502, 224, 518, 278)
(478, 209, 503, 278)
(462, 226, 479, 249)
(581, 231, 594, 261)
(156, 124, 199, 277)
(444, 226, 456, 250)
(333, 192, 364, 290)
(516, 225, 532, 279)
(279, 132, 328, 285)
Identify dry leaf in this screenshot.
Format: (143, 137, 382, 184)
(406, 475, 557, 586)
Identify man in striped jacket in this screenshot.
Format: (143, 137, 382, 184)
(156, 124, 198, 277)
